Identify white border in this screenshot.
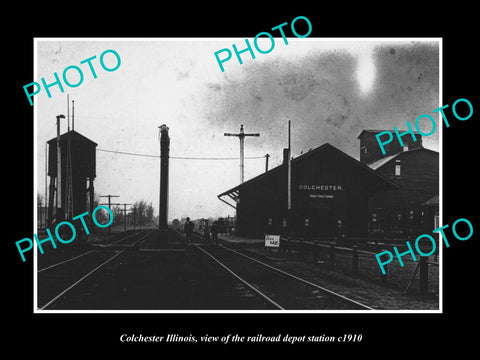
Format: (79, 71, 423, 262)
(33, 37, 443, 314)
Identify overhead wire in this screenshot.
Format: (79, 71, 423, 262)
(96, 148, 266, 160)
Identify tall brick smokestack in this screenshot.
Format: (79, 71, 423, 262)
(159, 124, 170, 230)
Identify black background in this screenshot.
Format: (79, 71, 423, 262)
(6, 4, 478, 355)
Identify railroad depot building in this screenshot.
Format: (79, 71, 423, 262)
(218, 142, 400, 239)
(359, 130, 439, 238)
(218, 130, 439, 240)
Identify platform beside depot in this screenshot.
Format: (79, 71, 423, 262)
(216, 233, 264, 245)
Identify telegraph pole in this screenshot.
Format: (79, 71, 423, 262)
(132, 205, 137, 231)
(65, 96, 74, 221)
(224, 125, 260, 183)
(56, 114, 66, 223)
(99, 195, 119, 233)
(122, 203, 132, 232)
(286, 120, 293, 241)
(44, 141, 48, 228)
(99, 201, 131, 232)
(72, 100, 75, 131)
(287, 120, 292, 211)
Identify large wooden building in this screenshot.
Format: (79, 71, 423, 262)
(218, 143, 400, 239)
(218, 129, 439, 240)
(358, 129, 423, 165)
(359, 130, 439, 238)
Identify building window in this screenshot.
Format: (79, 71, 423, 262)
(369, 209, 385, 233)
(390, 209, 405, 233)
(406, 208, 420, 234)
(395, 159, 401, 176)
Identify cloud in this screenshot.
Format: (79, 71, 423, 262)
(176, 71, 189, 80)
(200, 49, 359, 159)
(206, 82, 221, 91)
(325, 113, 347, 128)
(36, 40, 439, 221)
(200, 42, 439, 162)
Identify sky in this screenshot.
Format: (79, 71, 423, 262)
(35, 38, 440, 221)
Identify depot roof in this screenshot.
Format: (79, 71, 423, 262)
(357, 129, 421, 139)
(367, 147, 438, 170)
(218, 142, 401, 205)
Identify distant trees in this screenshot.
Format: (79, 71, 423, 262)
(37, 194, 44, 207)
(87, 192, 110, 224)
(111, 205, 124, 225)
(89, 196, 154, 228)
(132, 200, 154, 226)
(37, 194, 45, 228)
(86, 192, 100, 214)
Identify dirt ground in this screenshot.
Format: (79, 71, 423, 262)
(235, 243, 440, 311)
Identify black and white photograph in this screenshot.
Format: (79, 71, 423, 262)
(33, 38, 441, 312)
(6, 7, 479, 353)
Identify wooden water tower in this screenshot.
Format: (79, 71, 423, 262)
(47, 129, 97, 227)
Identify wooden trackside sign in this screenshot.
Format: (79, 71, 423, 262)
(265, 234, 280, 247)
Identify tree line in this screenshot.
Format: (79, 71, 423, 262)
(110, 200, 155, 226)
(37, 193, 155, 228)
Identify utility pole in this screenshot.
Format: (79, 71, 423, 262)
(99, 195, 119, 233)
(99, 202, 121, 229)
(45, 141, 48, 229)
(67, 94, 70, 131)
(65, 95, 74, 221)
(121, 203, 132, 232)
(99, 202, 131, 232)
(72, 100, 75, 131)
(287, 120, 292, 211)
(224, 124, 260, 183)
(132, 205, 137, 231)
(56, 114, 66, 223)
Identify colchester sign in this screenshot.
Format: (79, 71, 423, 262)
(298, 185, 342, 191)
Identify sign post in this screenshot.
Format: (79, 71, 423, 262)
(265, 234, 280, 252)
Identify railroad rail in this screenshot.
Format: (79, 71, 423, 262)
(37, 227, 375, 311)
(37, 229, 153, 310)
(37, 230, 151, 273)
(171, 227, 374, 311)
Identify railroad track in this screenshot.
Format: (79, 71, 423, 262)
(37, 229, 153, 310)
(171, 227, 374, 311)
(37, 227, 375, 311)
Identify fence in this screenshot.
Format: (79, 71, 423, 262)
(260, 237, 439, 296)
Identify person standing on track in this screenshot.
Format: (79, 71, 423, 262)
(203, 220, 211, 244)
(184, 217, 195, 245)
(210, 221, 219, 245)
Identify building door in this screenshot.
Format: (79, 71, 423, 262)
(309, 200, 334, 238)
